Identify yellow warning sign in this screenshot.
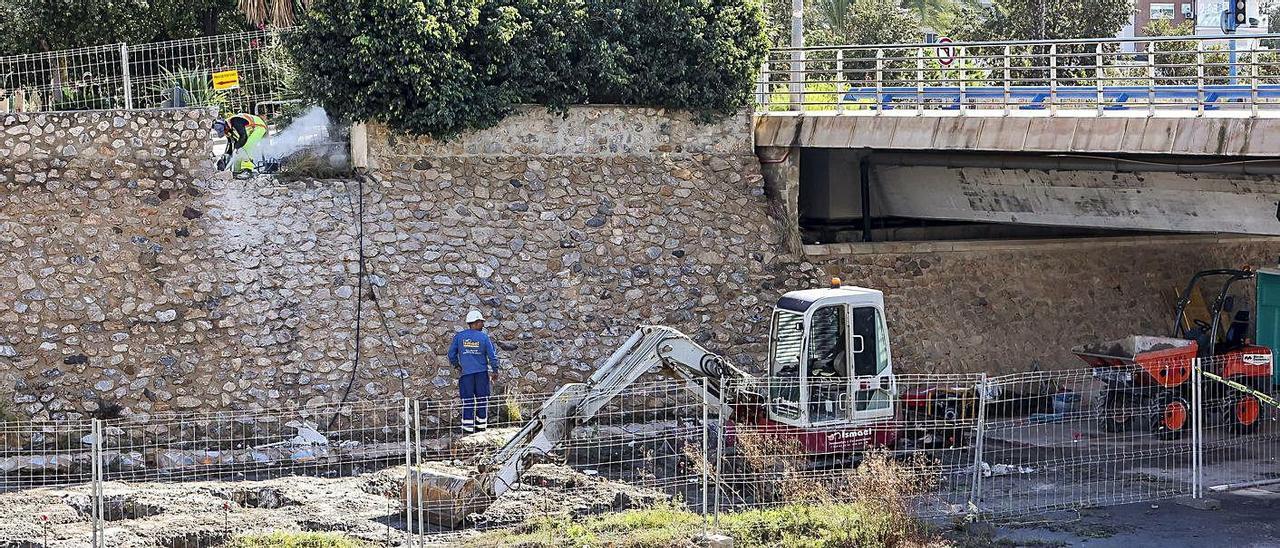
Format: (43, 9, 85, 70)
(212, 70, 240, 91)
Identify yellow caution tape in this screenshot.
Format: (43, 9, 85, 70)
(1199, 368, 1280, 410)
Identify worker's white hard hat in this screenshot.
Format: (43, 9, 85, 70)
(465, 310, 485, 323)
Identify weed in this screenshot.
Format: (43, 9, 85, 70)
(224, 531, 368, 548)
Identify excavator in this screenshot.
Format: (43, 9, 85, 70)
(409, 279, 900, 526)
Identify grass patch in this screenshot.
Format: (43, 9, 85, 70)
(464, 500, 929, 548)
(224, 531, 368, 548)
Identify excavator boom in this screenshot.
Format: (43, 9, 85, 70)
(407, 325, 751, 527)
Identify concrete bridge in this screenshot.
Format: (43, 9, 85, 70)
(753, 35, 1280, 240)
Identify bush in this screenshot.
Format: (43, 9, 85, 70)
(290, 0, 767, 138)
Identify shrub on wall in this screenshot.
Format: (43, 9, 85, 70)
(584, 0, 769, 119)
(289, 0, 767, 138)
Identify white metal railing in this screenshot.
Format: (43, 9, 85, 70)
(758, 33, 1280, 117)
(0, 29, 296, 114)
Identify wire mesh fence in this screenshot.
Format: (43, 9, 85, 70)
(0, 29, 296, 115)
(0, 361, 1275, 545)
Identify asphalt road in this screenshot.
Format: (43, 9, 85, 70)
(953, 483, 1280, 547)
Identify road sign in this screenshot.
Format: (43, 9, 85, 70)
(212, 70, 241, 91)
(936, 37, 955, 67)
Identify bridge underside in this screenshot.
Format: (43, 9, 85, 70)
(759, 114, 1280, 242)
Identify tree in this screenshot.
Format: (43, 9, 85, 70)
(947, 0, 1133, 41)
(900, 0, 975, 31)
(809, 0, 920, 45)
(0, 0, 243, 55)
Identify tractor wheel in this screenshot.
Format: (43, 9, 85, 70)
(1221, 392, 1262, 435)
(1094, 389, 1134, 433)
(1149, 392, 1189, 440)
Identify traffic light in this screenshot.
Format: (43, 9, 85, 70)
(1224, 0, 1247, 33)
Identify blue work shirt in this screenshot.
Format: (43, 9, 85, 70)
(448, 329, 499, 376)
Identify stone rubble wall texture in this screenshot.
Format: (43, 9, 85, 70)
(2, 106, 1278, 421)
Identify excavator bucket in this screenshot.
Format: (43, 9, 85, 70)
(404, 463, 492, 529)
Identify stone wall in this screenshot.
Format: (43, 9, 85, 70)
(2, 107, 1278, 421)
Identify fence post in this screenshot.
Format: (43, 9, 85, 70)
(969, 373, 988, 514)
(701, 377, 710, 533)
(873, 49, 885, 112)
(836, 49, 845, 113)
(402, 398, 414, 546)
(712, 384, 725, 531)
(1095, 42, 1105, 116)
(414, 400, 424, 545)
(120, 44, 133, 110)
(1002, 45, 1011, 117)
(1187, 358, 1198, 499)
(1147, 42, 1157, 117)
(916, 47, 925, 116)
(1049, 44, 1058, 116)
(1196, 41, 1205, 117)
(91, 418, 104, 547)
(1251, 43, 1259, 118)
(957, 46, 966, 114)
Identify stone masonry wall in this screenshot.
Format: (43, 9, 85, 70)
(2, 106, 1278, 421)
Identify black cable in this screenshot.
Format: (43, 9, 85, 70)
(329, 173, 365, 430)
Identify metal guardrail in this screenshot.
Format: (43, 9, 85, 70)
(0, 29, 295, 114)
(758, 33, 1280, 116)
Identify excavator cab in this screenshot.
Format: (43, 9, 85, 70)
(766, 280, 895, 432)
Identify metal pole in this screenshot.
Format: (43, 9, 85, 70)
(875, 49, 884, 112)
(1251, 42, 1259, 117)
(859, 156, 872, 243)
(1003, 45, 1011, 117)
(713, 392, 725, 530)
(1148, 41, 1157, 117)
(1197, 41, 1206, 117)
(93, 419, 104, 548)
(916, 47, 925, 115)
(1049, 43, 1058, 116)
(789, 0, 804, 110)
(1191, 359, 1199, 498)
(970, 374, 988, 512)
(120, 44, 132, 110)
(836, 49, 845, 113)
(1229, 38, 1238, 85)
(957, 46, 967, 114)
(414, 400, 424, 545)
(1096, 42, 1105, 116)
(403, 398, 414, 546)
(701, 377, 709, 532)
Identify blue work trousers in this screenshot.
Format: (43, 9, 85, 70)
(459, 372, 491, 430)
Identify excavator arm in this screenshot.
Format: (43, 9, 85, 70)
(411, 325, 753, 526)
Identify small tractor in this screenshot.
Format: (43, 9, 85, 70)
(1074, 269, 1273, 439)
(410, 279, 903, 526)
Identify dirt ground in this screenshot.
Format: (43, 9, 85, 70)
(0, 463, 668, 548)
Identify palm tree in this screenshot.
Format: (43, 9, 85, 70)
(237, 0, 312, 28)
(900, 0, 982, 31)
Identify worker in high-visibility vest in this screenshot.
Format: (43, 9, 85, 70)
(212, 113, 267, 174)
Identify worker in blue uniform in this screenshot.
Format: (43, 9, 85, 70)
(448, 310, 500, 433)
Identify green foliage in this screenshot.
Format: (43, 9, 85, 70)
(808, 0, 921, 46)
(586, 0, 769, 119)
(51, 85, 118, 111)
(147, 67, 229, 108)
(0, 0, 246, 56)
(227, 531, 368, 548)
(290, 0, 767, 138)
(947, 0, 1133, 41)
(464, 501, 928, 547)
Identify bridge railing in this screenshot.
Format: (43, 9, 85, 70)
(759, 34, 1280, 116)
